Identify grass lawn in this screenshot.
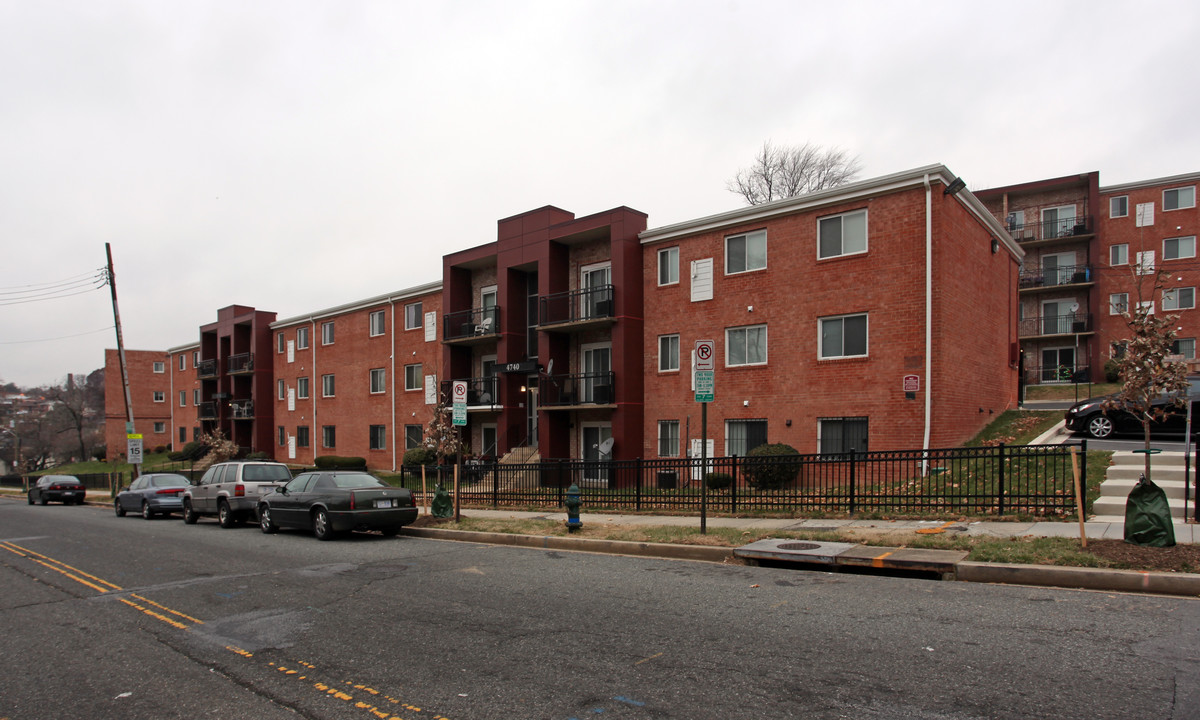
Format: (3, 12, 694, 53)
(1024, 382, 1120, 401)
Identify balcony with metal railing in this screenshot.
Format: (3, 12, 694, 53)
(196, 359, 218, 379)
(1026, 364, 1092, 384)
(1018, 312, 1093, 338)
(198, 401, 217, 420)
(227, 353, 254, 375)
(231, 399, 254, 419)
(1018, 264, 1094, 291)
(443, 306, 501, 345)
(540, 371, 615, 408)
(538, 284, 614, 332)
(439, 377, 501, 409)
(1006, 214, 1094, 244)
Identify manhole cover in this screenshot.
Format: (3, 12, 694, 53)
(776, 542, 821, 551)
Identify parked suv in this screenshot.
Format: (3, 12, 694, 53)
(183, 460, 293, 528)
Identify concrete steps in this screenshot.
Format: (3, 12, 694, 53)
(1091, 451, 1196, 522)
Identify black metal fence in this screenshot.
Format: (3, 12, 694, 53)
(397, 442, 1087, 517)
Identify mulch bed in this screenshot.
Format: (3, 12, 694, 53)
(1084, 539, 1200, 573)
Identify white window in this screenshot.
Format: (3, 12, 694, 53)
(405, 364, 423, 391)
(322, 374, 335, 398)
(279, 426, 287, 447)
(726, 324, 767, 367)
(690, 258, 713, 302)
(1137, 202, 1155, 227)
(153, 361, 165, 373)
(725, 419, 767, 457)
(370, 368, 386, 394)
(1110, 244, 1128, 266)
(193, 389, 199, 405)
(405, 302, 423, 330)
(152, 391, 164, 403)
(179, 391, 186, 407)
(658, 247, 679, 286)
(1164, 186, 1196, 211)
(153, 422, 165, 434)
(369, 310, 386, 336)
(818, 209, 867, 259)
(1173, 338, 1196, 359)
(277, 333, 285, 353)
(370, 425, 387, 451)
(405, 425, 423, 450)
(819, 417, 869, 455)
(1110, 196, 1128, 218)
(725, 230, 767, 274)
(820, 313, 868, 359)
(1138, 301, 1155, 315)
(1163, 287, 1196, 311)
(297, 377, 309, 400)
(1136, 250, 1156, 275)
(321, 321, 335, 345)
(659, 334, 679, 372)
(658, 420, 680, 457)
(1109, 293, 1129, 315)
(1164, 236, 1196, 260)
(277, 379, 285, 400)
(296, 327, 309, 350)
(178, 355, 185, 371)
(322, 425, 336, 449)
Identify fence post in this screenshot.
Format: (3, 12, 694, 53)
(730, 455, 738, 514)
(635, 458, 642, 512)
(492, 459, 499, 508)
(1079, 439, 1087, 517)
(557, 460, 565, 507)
(848, 449, 857, 515)
(997, 443, 1006, 517)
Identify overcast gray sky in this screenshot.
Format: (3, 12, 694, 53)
(2, 0, 1197, 388)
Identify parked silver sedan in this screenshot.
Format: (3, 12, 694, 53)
(114, 473, 191, 519)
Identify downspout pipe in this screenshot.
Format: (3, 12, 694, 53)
(922, 175, 933, 466)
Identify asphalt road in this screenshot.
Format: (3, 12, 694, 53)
(4, 497, 1200, 720)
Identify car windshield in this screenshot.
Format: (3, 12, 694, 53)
(152, 475, 190, 487)
(331, 474, 384, 489)
(244, 465, 292, 482)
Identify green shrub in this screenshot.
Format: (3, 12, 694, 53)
(403, 447, 437, 467)
(91, 445, 107, 462)
(1103, 358, 1121, 383)
(705, 472, 733, 490)
(315, 455, 367, 470)
(176, 440, 209, 462)
(153, 445, 167, 454)
(742, 443, 801, 491)
(245, 451, 271, 460)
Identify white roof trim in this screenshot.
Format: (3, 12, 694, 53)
(1101, 171, 1200, 194)
(271, 280, 443, 329)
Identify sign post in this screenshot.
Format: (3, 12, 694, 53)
(694, 340, 715, 534)
(451, 381, 467, 521)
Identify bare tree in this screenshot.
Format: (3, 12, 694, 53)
(425, 389, 464, 481)
(44, 375, 94, 462)
(727, 141, 863, 205)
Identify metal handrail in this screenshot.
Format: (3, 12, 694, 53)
(444, 306, 501, 340)
(1006, 214, 1093, 242)
(538, 284, 614, 326)
(540, 371, 615, 406)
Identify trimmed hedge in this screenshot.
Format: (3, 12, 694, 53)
(315, 455, 367, 470)
(402, 447, 437, 466)
(705, 472, 733, 490)
(742, 443, 801, 491)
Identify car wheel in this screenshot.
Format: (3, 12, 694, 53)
(1087, 415, 1115, 439)
(183, 499, 198, 525)
(63, 497, 72, 506)
(115, 499, 126, 517)
(218, 500, 238, 528)
(27, 493, 34, 505)
(39, 495, 48, 506)
(142, 501, 154, 520)
(313, 508, 334, 541)
(259, 505, 278, 534)
(380, 527, 400, 537)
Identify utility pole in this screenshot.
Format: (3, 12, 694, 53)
(106, 243, 139, 479)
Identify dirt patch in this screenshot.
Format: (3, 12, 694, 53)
(1085, 539, 1200, 573)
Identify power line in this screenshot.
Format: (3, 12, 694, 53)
(0, 269, 108, 307)
(0, 326, 115, 345)
(0, 268, 107, 294)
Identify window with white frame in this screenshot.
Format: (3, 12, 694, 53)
(1137, 250, 1156, 275)
(1173, 338, 1196, 359)
(277, 333, 285, 353)
(659, 334, 679, 372)
(178, 355, 185, 371)
(193, 350, 199, 366)
(726, 419, 767, 457)
(322, 425, 336, 449)
(322, 374, 335, 397)
(818, 209, 868, 259)
(369, 310, 386, 336)
(154, 422, 165, 434)
(725, 230, 767, 274)
(277, 379, 285, 400)
(193, 389, 199, 405)
(405, 364, 422, 391)
(658, 420, 680, 457)
(1110, 244, 1128, 266)
(819, 417, 869, 455)
(1138, 301, 1155, 315)
(658, 247, 679, 285)
(405, 424, 423, 450)
(296, 327, 309, 350)
(297, 377, 309, 399)
(1163, 287, 1196, 311)
(153, 361, 165, 373)
(321, 321, 335, 345)
(726, 325, 767, 367)
(819, 313, 868, 359)
(405, 302, 423, 330)
(1110, 196, 1129, 218)
(153, 391, 164, 402)
(369, 425, 387, 450)
(278, 426, 287, 446)
(1164, 186, 1196, 211)
(370, 368, 386, 394)
(179, 391, 186, 407)
(1164, 236, 1196, 260)
(1109, 293, 1129, 315)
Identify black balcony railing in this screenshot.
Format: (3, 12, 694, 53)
(1018, 312, 1092, 337)
(196, 359, 218, 379)
(198, 402, 217, 420)
(231, 399, 254, 419)
(540, 371, 615, 406)
(539, 285, 614, 327)
(1026, 364, 1092, 384)
(1018, 264, 1093, 289)
(228, 353, 254, 374)
(1006, 214, 1093, 242)
(444, 306, 500, 341)
(439, 377, 501, 407)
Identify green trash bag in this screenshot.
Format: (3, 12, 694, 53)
(431, 483, 453, 519)
(1124, 474, 1176, 547)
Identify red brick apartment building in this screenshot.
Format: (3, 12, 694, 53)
(103, 348, 176, 458)
(166, 341, 200, 448)
(977, 171, 1200, 388)
(640, 165, 1022, 455)
(271, 283, 442, 469)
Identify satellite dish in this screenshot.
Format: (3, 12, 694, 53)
(1069, 303, 1080, 313)
(546, 359, 554, 376)
(598, 437, 615, 456)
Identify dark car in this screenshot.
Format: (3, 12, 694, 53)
(1064, 381, 1200, 439)
(257, 471, 418, 540)
(27, 475, 86, 505)
(115, 473, 191, 519)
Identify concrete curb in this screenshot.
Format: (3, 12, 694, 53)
(401, 526, 734, 563)
(956, 561, 1200, 597)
